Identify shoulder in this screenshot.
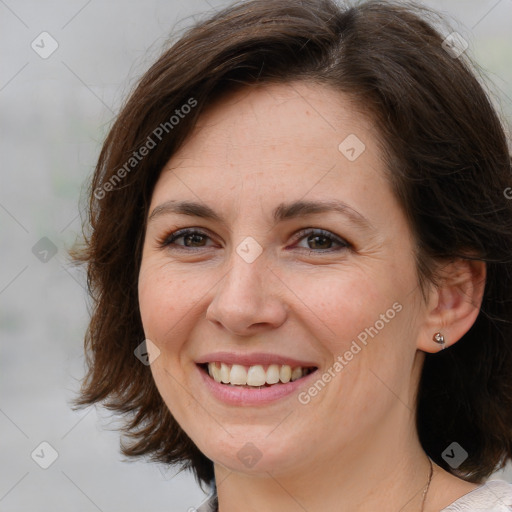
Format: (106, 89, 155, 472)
(441, 479, 512, 511)
(195, 493, 218, 512)
(193, 483, 512, 512)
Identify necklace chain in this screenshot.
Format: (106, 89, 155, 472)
(213, 458, 435, 512)
(420, 458, 434, 512)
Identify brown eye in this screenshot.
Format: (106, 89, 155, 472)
(161, 229, 215, 249)
(306, 233, 333, 250)
(294, 228, 349, 253)
(182, 232, 207, 247)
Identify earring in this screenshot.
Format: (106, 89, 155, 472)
(433, 332, 445, 350)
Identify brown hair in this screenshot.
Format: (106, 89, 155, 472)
(73, 0, 512, 489)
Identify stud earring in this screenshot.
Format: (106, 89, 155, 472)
(433, 332, 445, 350)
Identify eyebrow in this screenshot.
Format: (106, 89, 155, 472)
(148, 199, 373, 230)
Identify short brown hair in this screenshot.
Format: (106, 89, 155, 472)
(73, 0, 512, 488)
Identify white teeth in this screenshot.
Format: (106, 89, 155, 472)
(279, 364, 292, 383)
(266, 364, 280, 384)
(220, 363, 230, 383)
(291, 367, 303, 381)
(230, 364, 247, 385)
(247, 365, 267, 386)
(210, 363, 222, 383)
(206, 362, 313, 386)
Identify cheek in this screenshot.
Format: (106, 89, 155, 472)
(138, 261, 200, 343)
(286, 268, 391, 351)
(138, 263, 198, 415)
(295, 268, 414, 400)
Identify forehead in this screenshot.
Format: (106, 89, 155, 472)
(172, 82, 375, 164)
(156, 82, 384, 188)
(149, 82, 397, 232)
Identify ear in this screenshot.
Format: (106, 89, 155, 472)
(417, 258, 486, 353)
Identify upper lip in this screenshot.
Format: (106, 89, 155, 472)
(195, 352, 319, 368)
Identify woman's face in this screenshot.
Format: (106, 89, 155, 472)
(138, 82, 429, 477)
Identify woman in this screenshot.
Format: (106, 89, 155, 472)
(74, 0, 512, 510)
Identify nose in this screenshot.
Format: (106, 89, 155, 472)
(205, 251, 288, 336)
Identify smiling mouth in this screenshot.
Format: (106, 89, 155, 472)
(198, 362, 318, 388)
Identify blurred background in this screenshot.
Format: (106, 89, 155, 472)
(1, 0, 511, 511)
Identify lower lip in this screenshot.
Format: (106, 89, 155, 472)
(197, 365, 318, 406)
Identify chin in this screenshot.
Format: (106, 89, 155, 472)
(195, 427, 304, 476)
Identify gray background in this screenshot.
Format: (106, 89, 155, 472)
(1, 0, 511, 511)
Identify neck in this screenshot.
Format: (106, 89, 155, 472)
(213, 410, 433, 512)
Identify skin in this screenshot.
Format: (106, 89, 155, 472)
(138, 82, 486, 511)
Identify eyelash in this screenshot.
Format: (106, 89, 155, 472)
(158, 227, 351, 254)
